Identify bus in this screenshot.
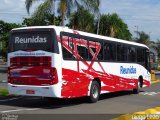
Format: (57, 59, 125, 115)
(8, 26, 151, 103)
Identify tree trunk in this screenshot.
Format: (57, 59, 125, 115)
(61, 13, 65, 26)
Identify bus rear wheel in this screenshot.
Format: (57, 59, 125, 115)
(89, 81, 100, 103)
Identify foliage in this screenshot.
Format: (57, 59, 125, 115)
(98, 13, 132, 40)
(0, 88, 9, 96)
(0, 21, 20, 33)
(22, 14, 62, 26)
(68, 6, 95, 33)
(0, 20, 21, 59)
(25, 0, 100, 26)
(136, 31, 150, 45)
(22, 17, 33, 26)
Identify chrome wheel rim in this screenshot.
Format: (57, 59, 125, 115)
(92, 85, 98, 99)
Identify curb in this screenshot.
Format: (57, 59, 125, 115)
(151, 79, 160, 84)
(112, 107, 160, 120)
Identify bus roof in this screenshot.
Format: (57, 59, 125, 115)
(12, 25, 149, 49)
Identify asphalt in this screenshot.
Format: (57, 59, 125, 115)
(0, 82, 160, 120)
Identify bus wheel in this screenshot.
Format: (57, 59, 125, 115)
(133, 80, 141, 94)
(89, 81, 100, 103)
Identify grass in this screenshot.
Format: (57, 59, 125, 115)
(0, 88, 9, 96)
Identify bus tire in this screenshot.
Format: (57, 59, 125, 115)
(133, 80, 141, 94)
(89, 81, 100, 103)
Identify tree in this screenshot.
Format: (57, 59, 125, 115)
(136, 31, 150, 45)
(68, 6, 95, 33)
(25, 0, 100, 26)
(22, 14, 62, 26)
(0, 20, 21, 59)
(99, 13, 132, 40)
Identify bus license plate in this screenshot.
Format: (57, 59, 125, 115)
(26, 90, 35, 94)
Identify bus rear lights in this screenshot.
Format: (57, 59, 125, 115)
(12, 79, 25, 85)
(10, 56, 51, 67)
(51, 68, 58, 84)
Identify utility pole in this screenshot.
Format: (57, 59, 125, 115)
(96, 13, 100, 35)
(96, 2, 101, 35)
(134, 25, 139, 38)
(53, 0, 56, 25)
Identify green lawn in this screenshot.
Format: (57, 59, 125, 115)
(0, 88, 9, 96)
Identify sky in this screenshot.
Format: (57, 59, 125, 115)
(0, 0, 160, 41)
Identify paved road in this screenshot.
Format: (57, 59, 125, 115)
(0, 82, 160, 120)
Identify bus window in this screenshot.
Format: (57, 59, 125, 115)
(97, 41, 103, 60)
(117, 44, 127, 62)
(77, 38, 88, 60)
(121, 44, 127, 61)
(104, 42, 116, 61)
(62, 36, 75, 60)
(117, 44, 121, 61)
(128, 46, 136, 62)
(145, 49, 151, 72)
(88, 40, 97, 60)
(137, 48, 145, 62)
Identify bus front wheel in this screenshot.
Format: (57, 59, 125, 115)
(89, 81, 100, 103)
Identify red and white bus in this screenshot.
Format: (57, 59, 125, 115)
(8, 26, 151, 102)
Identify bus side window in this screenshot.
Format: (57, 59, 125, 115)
(97, 41, 103, 60)
(145, 49, 150, 72)
(104, 42, 111, 60)
(137, 48, 145, 62)
(88, 40, 103, 61)
(104, 42, 116, 61)
(128, 46, 136, 62)
(117, 44, 127, 62)
(110, 43, 116, 61)
(88, 40, 96, 60)
(117, 44, 121, 61)
(62, 36, 75, 60)
(77, 38, 89, 60)
(121, 45, 127, 61)
(137, 48, 145, 67)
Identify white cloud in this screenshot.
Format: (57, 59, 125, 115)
(4, 0, 11, 4)
(0, 0, 42, 23)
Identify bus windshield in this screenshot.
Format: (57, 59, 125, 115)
(9, 31, 53, 52)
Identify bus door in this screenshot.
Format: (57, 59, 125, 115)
(61, 34, 75, 97)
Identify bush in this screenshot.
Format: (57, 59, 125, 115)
(0, 88, 9, 96)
